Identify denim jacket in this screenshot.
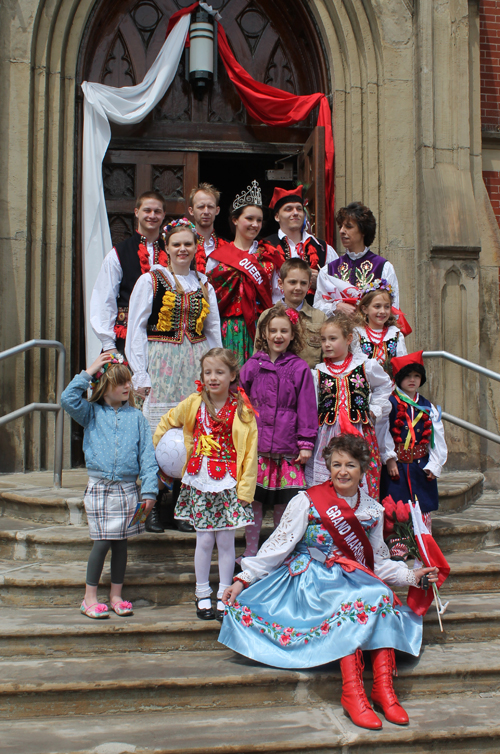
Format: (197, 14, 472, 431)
(60, 371, 158, 498)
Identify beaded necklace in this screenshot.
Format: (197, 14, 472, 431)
(365, 325, 388, 343)
(324, 353, 353, 375)
(328, 484, 361, 512)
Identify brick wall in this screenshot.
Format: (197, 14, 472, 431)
(481, 1, 500, 226)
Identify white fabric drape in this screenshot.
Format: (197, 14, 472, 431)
(81, 15, 191, 363)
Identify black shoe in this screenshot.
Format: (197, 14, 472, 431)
(145, 502, 164, 533)
(215, 607, 225, 622)
(177, 520, 195, 533)
(195, 598, 215, 621)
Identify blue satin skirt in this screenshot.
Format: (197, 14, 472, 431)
(218, 559, 422, 669)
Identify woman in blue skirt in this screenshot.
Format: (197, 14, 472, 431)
(220, 433, 439, 730)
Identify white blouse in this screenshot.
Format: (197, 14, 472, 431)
(378, 391, 448, 476)
(314, 247, 400, 314)
(311, 351, 393, 422)
(90, 241, 158, 352)
(125, 268, 222, 390)
(238, 489, 419, 587)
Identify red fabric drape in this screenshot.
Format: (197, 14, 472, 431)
(167, 3, 335, 243)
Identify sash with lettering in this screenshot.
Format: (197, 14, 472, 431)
(208, 241, 282, 339)
(306, 481, 402, 607)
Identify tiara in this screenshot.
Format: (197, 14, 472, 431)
(232, 180, 262, 211)
(359, 278, 394, 299)
(164, 218, 198, 236)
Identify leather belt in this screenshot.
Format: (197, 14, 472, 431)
(396, 443, 429, 463)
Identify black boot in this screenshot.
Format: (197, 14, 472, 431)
(145, 499, 164, 533)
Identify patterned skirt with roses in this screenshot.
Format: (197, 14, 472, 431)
(175, 484, 254, 531)
(218, 552, 422, 669)
(221, 315, 254, 366)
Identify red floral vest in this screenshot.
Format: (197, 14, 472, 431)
(186, 398, 237, 480)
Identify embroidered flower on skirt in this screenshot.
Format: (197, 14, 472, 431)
(175, 484, 254, 530)
(255, 455, 307, 507)
(225, 596, 400, 646)
(220, 315, 254, 365)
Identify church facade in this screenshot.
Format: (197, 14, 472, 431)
(1, 0, 499, 474)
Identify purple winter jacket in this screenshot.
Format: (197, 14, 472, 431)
(240, 350, 318, 456)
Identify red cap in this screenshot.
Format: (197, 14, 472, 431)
(269, 185, 304, 212)
(391, 350, 424, 378)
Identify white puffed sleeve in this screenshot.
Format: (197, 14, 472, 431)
(89, 250, 123, 351)
(125, 273, 154, 390)
(369, 514, 419, 587)
(377, 415, 397, 464)
(202, 279, 223, 349)
(382, 261, 400, 309)
(424, 403, 448, 478)
(239, 492, 310, 585)
(364, 359, 393, 421)
(325, 243, 338, 264)
(396, 330, 407, 356)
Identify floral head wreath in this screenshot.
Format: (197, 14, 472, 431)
(359, 278, 394, 299)
(163, 217, 198, 237)
(91, 353, 130, 386)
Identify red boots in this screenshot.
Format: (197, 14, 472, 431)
(370, 648, 409, 725)
(339, 650, 382, 730)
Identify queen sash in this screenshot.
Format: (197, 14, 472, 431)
(306, 481, 402, 606)
(209, 242, 280, 338)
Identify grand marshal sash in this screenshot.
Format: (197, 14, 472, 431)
(306, 481, 374, 569)
(209, 242, 278, 338)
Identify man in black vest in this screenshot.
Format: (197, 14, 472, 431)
(90, 191, 167, 356)
(265, 185, 337, 305)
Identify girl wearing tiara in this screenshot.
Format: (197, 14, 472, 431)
(355, 280, 407, 371)
(305, 312, 393, 498)
(206, 181, 282, 365)
(60, 353, 158, 619)
(126, 218, 222, 434)
(238, 303, 317, 559)
(153, 348, 258, 622)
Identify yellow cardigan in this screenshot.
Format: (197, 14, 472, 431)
(153, 393, 258, 504)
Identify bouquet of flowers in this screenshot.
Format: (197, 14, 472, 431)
(382, 496, 418, 561)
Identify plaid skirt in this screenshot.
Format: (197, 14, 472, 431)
(84, 479, 145, 540)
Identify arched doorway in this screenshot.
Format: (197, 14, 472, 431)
(76, 0, 330, 241)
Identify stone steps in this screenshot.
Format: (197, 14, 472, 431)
(0, 548, 496, 608)
(4, 694, 500, 754)
(0, 593, 498, 659)
(1, 642, 500, 720)
(0, 469, 484, 526)
(1, 494, 499, 568)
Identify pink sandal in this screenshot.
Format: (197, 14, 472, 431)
(110, 600, 133, 616)
(80, 600, 109, 619)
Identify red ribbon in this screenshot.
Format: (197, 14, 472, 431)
(237, 386, 259, 417)
(195, 380, 204, 393)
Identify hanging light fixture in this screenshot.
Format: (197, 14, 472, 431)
(187, 6, 218, 98)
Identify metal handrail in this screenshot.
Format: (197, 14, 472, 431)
(0, 340, 65, 487)
(423, 350, 500, 445)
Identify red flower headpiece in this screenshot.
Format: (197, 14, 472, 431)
(285, 308, 299, 325)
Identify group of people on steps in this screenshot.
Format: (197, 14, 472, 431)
(61, 180, 447, 732)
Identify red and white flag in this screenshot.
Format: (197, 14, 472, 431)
(407, 500, 450, 616)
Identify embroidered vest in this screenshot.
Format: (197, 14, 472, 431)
(389, 394, 433, 449)
(327, 250, 386, 288)
(317, 365, 371, 426)
(186, 399, 237, 479)
(359, 334, 399, 365)
(147, 270, 207, 344)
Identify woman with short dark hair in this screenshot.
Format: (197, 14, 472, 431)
(220, 433, 438, 731)
(314, 201, 400, 315)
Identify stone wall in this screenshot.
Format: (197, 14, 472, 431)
(0, 0, 499, 474)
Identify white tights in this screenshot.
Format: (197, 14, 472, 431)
(195, 529, 236, 610)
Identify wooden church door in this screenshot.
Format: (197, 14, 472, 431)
(77, 0, 330, 245)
